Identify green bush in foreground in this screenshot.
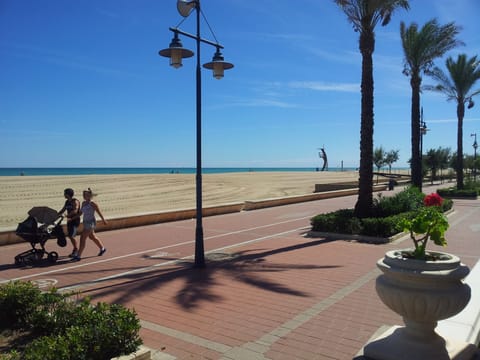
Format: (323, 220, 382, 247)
(0, 281, 42, 330)
(0, 281, 142, 360)
(22, 303, 142, 360)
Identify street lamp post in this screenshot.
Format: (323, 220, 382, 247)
(159, 0, 233, 268)
(419, 107, 428, 187)
(472, 133, 478, 181)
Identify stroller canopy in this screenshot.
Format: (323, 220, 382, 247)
(28, 206, 59, 224)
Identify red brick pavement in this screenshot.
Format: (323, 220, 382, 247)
(0, 185, 479, 359)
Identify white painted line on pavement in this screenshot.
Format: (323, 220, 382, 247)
(2, 215, 314, 284)
(60, 226, 309, 292)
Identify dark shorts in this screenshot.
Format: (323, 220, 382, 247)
(67, 219, 80, 238)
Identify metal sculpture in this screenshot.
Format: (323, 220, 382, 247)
(318, 146, 328, 171)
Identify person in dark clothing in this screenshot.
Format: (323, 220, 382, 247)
(58, 188, 80, 257)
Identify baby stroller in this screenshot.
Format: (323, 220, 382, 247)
(14, 206, 67, 266)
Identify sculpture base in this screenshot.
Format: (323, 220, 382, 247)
(363, 325, 478, 360)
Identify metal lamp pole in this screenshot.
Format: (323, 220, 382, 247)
(159, 0, 233, 268)
(193, 2, 204, 268)
(419, 107, 428, 188)
(472, 133, 478, 181)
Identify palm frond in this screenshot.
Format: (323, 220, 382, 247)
(400, 19, 463, 77)
(427, 54, 480, 103)
(335, 0, 409, 33)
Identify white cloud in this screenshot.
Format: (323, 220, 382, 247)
(209, 97, 298, 109)
(288, 81, 359, 92)
(428, 117, 480, 124)
(3, 42, 140, 78)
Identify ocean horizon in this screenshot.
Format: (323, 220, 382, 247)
(0, 167, 410, 177)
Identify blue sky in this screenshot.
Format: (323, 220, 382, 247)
(1, 0, 479, 168)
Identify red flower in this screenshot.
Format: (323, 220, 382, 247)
(424, 193, 443, 207)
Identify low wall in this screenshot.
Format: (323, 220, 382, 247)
(0, 185, 388, 246)
(315, 180, 410, 193)
(314, 182, 358, 193)
(0, 202, 244, 246)
(244, 186, 388, 211)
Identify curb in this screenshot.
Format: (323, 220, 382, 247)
(306, 231, 393, 244)
(112, 346, 151, 360)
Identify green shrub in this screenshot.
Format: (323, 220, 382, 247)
(82, 303, 142, 359)
(372, 186, 424, 217)
(310, 187, 452, 239)
(360, 212, 414, 237)
(22, 334, 75, 360)
(0, 281, 42, 330)
(441, 198, 453, 211)
(464, 179, 480, 192)
(29, 291, 78, 336)
(311, 209, 362, 234)
(0, 351, 21, 360)
(0, 282, 143, 359)
(58, 301, 142, 359)
(28, 300, 142, 359)
(437, 188, 478, 198)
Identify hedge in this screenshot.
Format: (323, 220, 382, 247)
(310, 188, 454, 239)
(0, 281, 142, 360)
(437, 188, 478, 198)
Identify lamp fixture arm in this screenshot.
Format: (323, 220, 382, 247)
(169, 27, 224, 49)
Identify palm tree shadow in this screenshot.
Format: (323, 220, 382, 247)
(80, 237, 340, 310)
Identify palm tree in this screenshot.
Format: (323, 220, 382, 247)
(426, 54, 480, 189)
(373, 146, 386, 184)
(400, 19, 463, 191)
(437, 146, 451, 182)
(425, 148, 441, 184)
(335, 0, 409, 218)
(385, 149, 400, 174)
(373, 146, 386, 172)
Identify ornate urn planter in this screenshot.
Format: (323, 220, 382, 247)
(364, 249, 476, 360)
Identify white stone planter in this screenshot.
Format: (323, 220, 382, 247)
(364, 249, 478, 360)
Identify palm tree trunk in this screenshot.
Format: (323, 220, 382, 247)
(457, 102, 465, 189)
(410, 74, 422, 190)
(354, 31, 374, 218)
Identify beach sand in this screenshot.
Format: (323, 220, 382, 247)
(0, 171, 365, 230)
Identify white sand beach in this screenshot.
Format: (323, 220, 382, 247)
(0, 171, 372, 230)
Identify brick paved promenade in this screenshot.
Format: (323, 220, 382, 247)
(1, 184, 479, 359)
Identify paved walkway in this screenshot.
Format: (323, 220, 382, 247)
(1, 184, 479, 359)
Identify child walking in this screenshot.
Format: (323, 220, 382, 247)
(73, 188, 107, 261)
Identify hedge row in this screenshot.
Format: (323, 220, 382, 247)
(437, 188, 478, 198)
(310, 210, 414, 238)
(310, 188, 453, 239)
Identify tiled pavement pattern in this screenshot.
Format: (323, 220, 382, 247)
(1, 184, 479, 359)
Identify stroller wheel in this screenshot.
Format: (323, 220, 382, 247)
(47, 251, 59, 263)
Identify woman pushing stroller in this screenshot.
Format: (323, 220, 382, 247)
(72, 188, 107, 261)
(58, 188, 81, 257)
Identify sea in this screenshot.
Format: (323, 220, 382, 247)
(0, 167, 362, 177)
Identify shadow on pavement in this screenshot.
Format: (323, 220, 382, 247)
(78, 237, 342, 309)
